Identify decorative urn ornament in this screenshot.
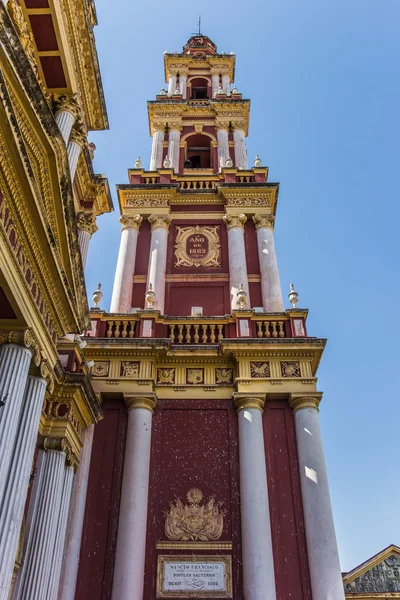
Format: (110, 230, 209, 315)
(92, 283, 103, 309)
(288, 283, 299, 308)
(134, 156, 142, 169)
(145, 283, 156, 309)
(159, 87, 167, 95)
(163, 154, 171, 168)
(225, 157, 233, 168)
(237, 283, 247, 308)
(231, 86, 239, 94)
(217, 86, 225, 96)
(254, 154, 262, 167)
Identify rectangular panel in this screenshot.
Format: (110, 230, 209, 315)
(157, 555, 232, 598)
(165, 283, 227, 316)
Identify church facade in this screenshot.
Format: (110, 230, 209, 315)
(0, 2, 399, 599)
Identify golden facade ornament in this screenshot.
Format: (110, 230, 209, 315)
(69, 122, 87, 147)
(250, 362, 271, 378)
(186, 369, 204, 385)
(152, 121, 166, 133)
(164, 488, 225, 541)
(227, 197, 271, 207)
(231, 120, 246, 131)
(157, 368, 175, 384)
(174, 225, 221, 268)
(168, 121, 183, 132)
(281, 361, 301, 378)
(233, 394, 265, 412)
(223, 213, 247, 230)
(92, 361, 110, 377)
(125, 197, 169, 208)
(253, 213, 275, 230)
(149, 214, 172, 231)
(77, 211, 97, 235)
(215, 368, 233, 385)
(7, 0, 41, 85)
(120, 361, 139, 377)
(53, 93, 81, 119)
(120, 214, 143, 231)
(193, 123, 204, 133)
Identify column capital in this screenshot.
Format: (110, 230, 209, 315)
(0, 326, 42, 367)
(232, 120, 246, 131)
(152, 121, 166, 133)
(124, 393, 157, 413)
(289, 393, 323, 413)
(77, 211, 97, 235)
(216, 121, 230, 131)
(54, 92, 81, 119)
(233, 393, 265, 412)
(120, 214, 143, 231)
(69, 121, 87, 147)
(149, 213, 171, 231)
(223, 213, 247, 230)
(253, 213, 275, 230)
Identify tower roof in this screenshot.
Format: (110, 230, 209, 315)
(183, 35, 217, 56)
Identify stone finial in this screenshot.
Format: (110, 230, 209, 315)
(145, 283, 156, 309)
(159, 88, 167, 95)
(92, 283, 103, 309)
(223, 213, 247, 230)
(253, 214, 275, 230)
(163, 155, 171, 168)
(134, 157, 142, 169)
(120, 214, 143, 231)
(232, 86, 239, 94)
(217, 86, 225, 96)
(236, 283, 247, 308)
(88, 142, 96, 160)
(288, 283, 299, 308)
(254, 155, 262, 167)
(174, 87, 182, 95)
(225, 157, 233, 168)
(148, 214, 172, 231)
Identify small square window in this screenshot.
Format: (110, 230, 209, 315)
(191, 306, 203, 317)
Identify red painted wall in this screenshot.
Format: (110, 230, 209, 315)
(75, 397, 128, 600)
(263, 400, 312, 600)
(134, 219, 151, 275)
(244, 220, 260, 275)
(143, 400, 243, 599)
(165, 282, 228, 316)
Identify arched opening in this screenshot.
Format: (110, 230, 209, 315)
(185, 133, 212, 169)
(189, 77, 210, 99)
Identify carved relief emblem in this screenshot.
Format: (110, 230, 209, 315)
(215, 368, 233, 385)
(165, 488, 225, 541)
(120, 361, 139, 377)
(281, 362, 301, 378)
(92, 362, 110, 377)
(250, 362, 270, 378)
(186, 369, 204, 385)
(157, 368, 175, 384)
(174, 225, 221, 268)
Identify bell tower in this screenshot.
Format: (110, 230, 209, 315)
(79, 34, 346, 600)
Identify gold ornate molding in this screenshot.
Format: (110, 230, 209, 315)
(289, 393, 322, 412)
(124, 394, 157, 412)
(223, 213, 247, 230)
(231, 120, 247, 131)
(77, 211, 97, 235)
(120, 214, 143, 231)
(253, 213, 275, 230)
(53, 93, 81, 119)
(148, 213, 172, 231)
(164, 488, 224, 541)
(152, 121, 166, 133)
(174, 225, 221, 268)
(233, 393, 265, 412)
(69, 122, 87, 147)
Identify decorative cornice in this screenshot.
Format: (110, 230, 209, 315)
(233, 393, 265, 412)
(253, 213, 275, 230)
(120, 214, 143, 231)
(289, 393, 323, 413)
(124, 393, 157, 413)
(148, 213, 172, 231)
(223, 213, 247, 230)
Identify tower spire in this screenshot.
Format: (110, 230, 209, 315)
(198, 14, 201, 35)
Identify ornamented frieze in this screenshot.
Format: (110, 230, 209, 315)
(215, 368, 233, 385)
(174, 225, 221, 268)
(250, 362, 271, 378)
(281, 361, 301, 378)
(186, 368, 204, 385)
(120, 361, 139, 377)
(164, 488, 225, 541)
(345, 554, 400, 593)
(92, 361, 110, 377)
(157, 368, 175, 384)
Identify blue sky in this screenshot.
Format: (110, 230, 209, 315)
(87, 0, 400, 572)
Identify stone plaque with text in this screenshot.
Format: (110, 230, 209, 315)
(156, 555, 232, 598)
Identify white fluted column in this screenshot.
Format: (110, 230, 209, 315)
(233, 124, 248, 170)
(290, 395, 345, 600)
(78, 229, 90, 268)
(222, 74, 230, 95)
(223, 214, 250, 310)
(253, 214, 284, 312)
(179, 71, 188, 99)
(217, 125, 229, 171)
(47, 465, 74, 599)
(54, 94, 80, 144)
(234, 395, 276, 600)
(167, 73, 177, 97)
(112, 395, 156, 600)
(12, 448, 67, 600)
(0, 375, 46, 600)
(146, 214, 171, 314)
(212, 74, 220, 98)
(149, 125, 165, 171)
(67, 126, 85, 182)
(77, 212, 96, 269)
(0, 342, 32, 507)
(58, 425, 94, 600)
(110, 215, 143, 313)
(167, 126, 181, 173)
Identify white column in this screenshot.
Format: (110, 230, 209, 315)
(223, 214, 250, 311)
(212, 74, 220, 98)
(234, 395, 276, 600)
(47, 465, 74, 599)
(112, 395, 156, 600)
(233, 126, 248, 170)
(253, 214, 284, 312)
(55, 111, 75, 145)
(12, 448, 66, 600)
(146, 214, 171, 314)
(179, 73, 187, 99)
(149, 127, 165, 171)
(0, 343, 32, 507)
(217, 126, 229, 171)
(167, 73, 176, 97)
(110, 215, 143, 313)
(0, 376, 46, 600)
(78, 228, 90, 269)
(58, 425, 94, 600)
(290, 395, 345, 600)
(168, 127, 181, 173)
(67, 126, 85, 182)
(222, 74, 230, 95)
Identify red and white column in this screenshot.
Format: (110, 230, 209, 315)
(253, 213, 284, 312)
(223, 213, 250, 310)
(146, 214, 171, 313)
(110, 214, 143, 313)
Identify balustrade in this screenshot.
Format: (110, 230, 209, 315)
(105, 319, 137, 338)
(256, 320, 286, 338)
(169, 323, 224, 344)
(179, 180, 217, 190)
